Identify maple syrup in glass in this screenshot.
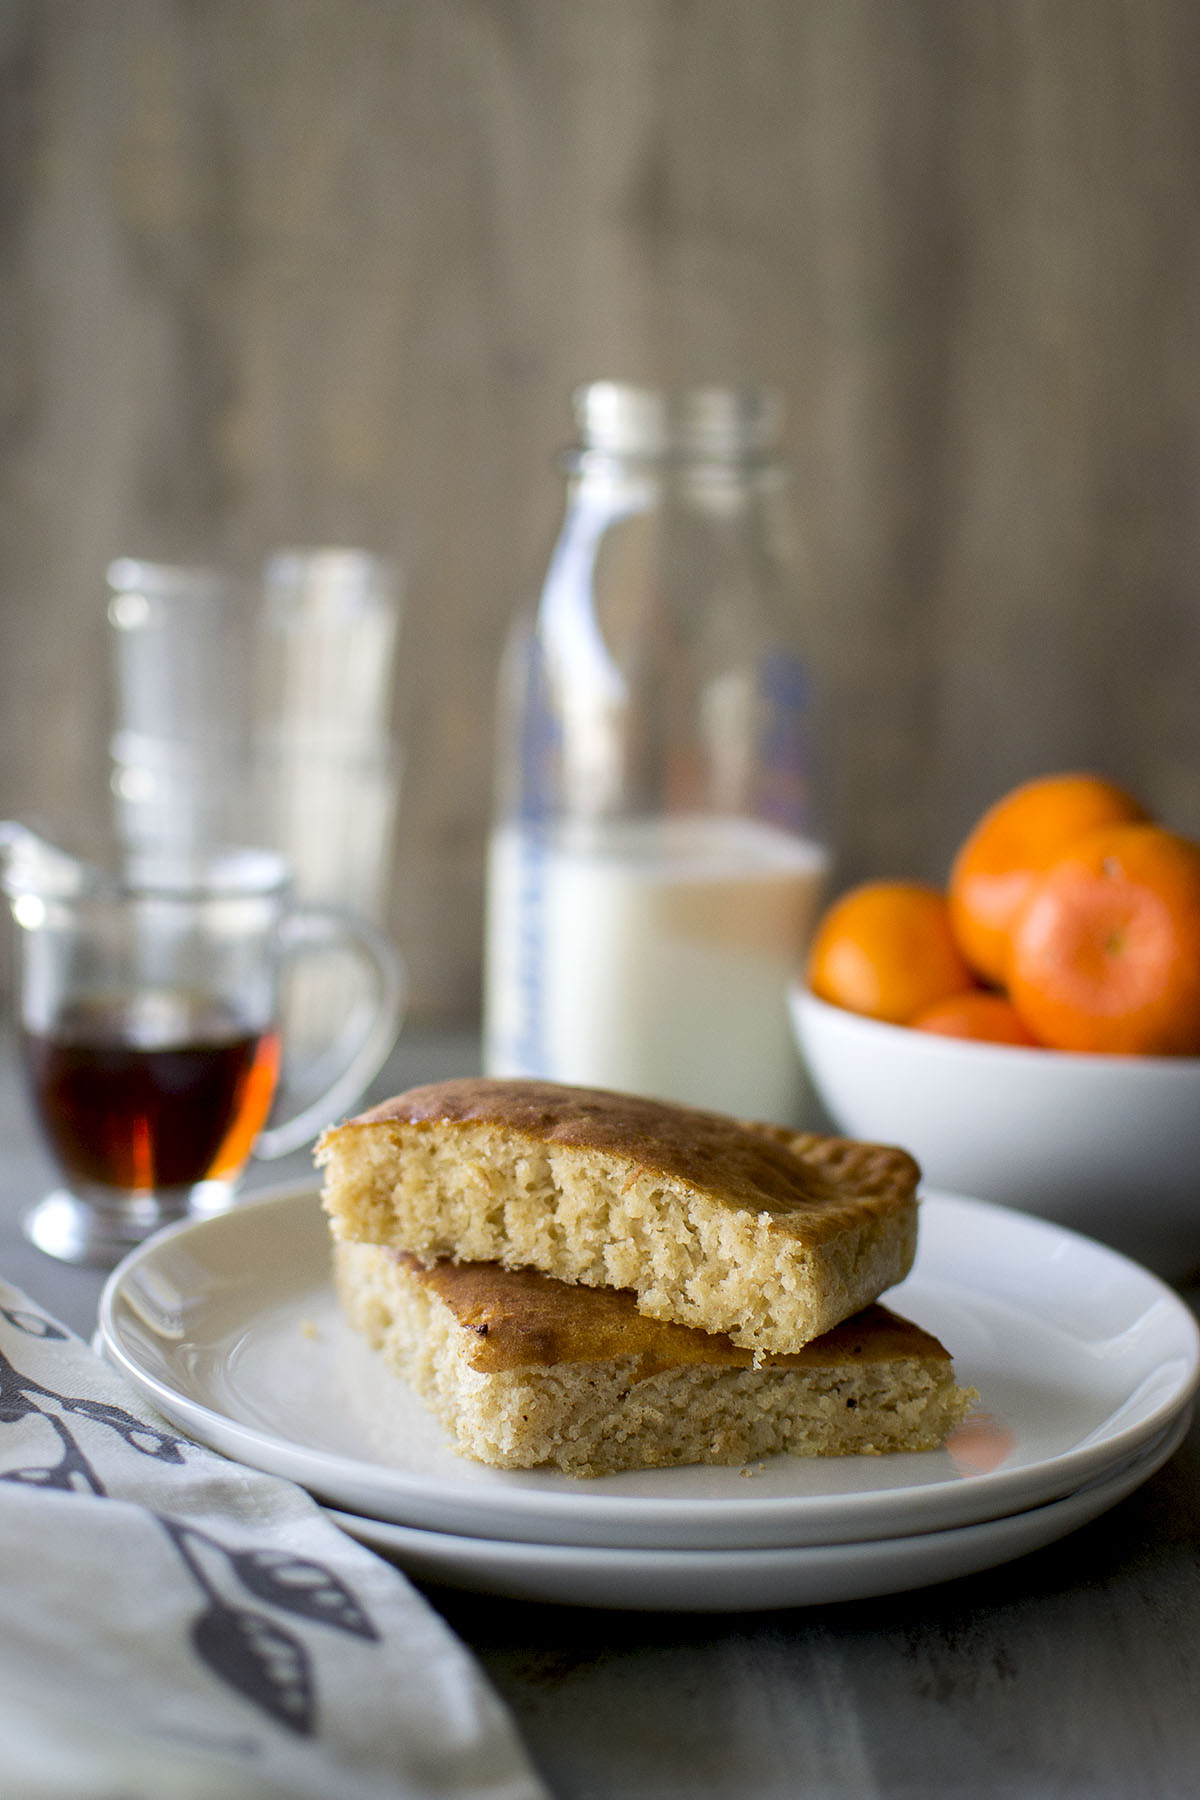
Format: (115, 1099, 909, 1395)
(22, 992, 281, 1201)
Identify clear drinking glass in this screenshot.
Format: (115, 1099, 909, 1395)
(107, 558, 254, 850)
(252, 548, 405, 1059)
(1, 824, 406, 1266)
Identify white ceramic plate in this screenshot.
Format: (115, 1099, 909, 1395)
(98, 1183, 1200, 1551)
(329, 1408, 1191, 1611)
(98, 1180, 1194, 1548)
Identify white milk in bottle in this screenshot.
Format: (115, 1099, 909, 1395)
(485, 813, 828, 1120)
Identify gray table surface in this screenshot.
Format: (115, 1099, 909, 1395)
(2, 1023, 1199, 1800)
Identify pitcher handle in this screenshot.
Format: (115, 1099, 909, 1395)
(254, 905, 406, 1160)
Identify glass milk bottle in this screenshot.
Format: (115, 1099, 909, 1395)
(483, 381, 830, 1124)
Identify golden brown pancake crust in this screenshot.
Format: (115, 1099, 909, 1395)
(351, 1077, 920, 1236)
(393, 1251, 950, 1377)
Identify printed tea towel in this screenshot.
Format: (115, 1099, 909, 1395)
(0, 1276, 548, 1800)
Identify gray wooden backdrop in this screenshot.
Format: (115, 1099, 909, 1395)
(2, 0, 1199, 1021)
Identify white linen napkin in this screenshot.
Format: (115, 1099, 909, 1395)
(0, 1276, 549, 1800)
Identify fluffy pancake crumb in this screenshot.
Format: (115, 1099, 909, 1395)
(333, 1242, 976, 1477)
(317, 1078, 920, 1354)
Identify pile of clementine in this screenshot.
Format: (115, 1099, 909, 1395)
(806, 772, 1200, 1056)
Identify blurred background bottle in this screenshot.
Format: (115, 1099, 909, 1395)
(483, 380, 830, 1123)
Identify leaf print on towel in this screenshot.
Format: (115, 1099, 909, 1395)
(0, 1306, 68, 1341)
(1, 1412, 105, 1493)
(191, 1603, 315, 1736)
(159, 1512, 383, 1733)
(58, 1393, 190, 1462)
(226, 1547, 380, 1641)
(0, 1321, 385, 1739)
(0, 1347, 188, 1465)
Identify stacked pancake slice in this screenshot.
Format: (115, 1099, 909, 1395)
(316, 1078, 976, 1477)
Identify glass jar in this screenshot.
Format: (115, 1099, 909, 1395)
(483, 381, 829, 1123)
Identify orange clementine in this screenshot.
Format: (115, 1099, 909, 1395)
(806, 880, 976, 1025)
(910, 990, 1041, 1047)
(948, 772, 1149, 987)
(1007, 823, 1200, 1055)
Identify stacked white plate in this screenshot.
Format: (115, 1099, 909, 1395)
(99, 1185, 1200, 1612)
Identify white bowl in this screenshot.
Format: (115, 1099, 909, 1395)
(789, 985, 1200, 1283)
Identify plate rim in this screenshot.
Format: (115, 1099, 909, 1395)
(98, 1179, 1200, 1552)
(324, 1405, 1193, 1612)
